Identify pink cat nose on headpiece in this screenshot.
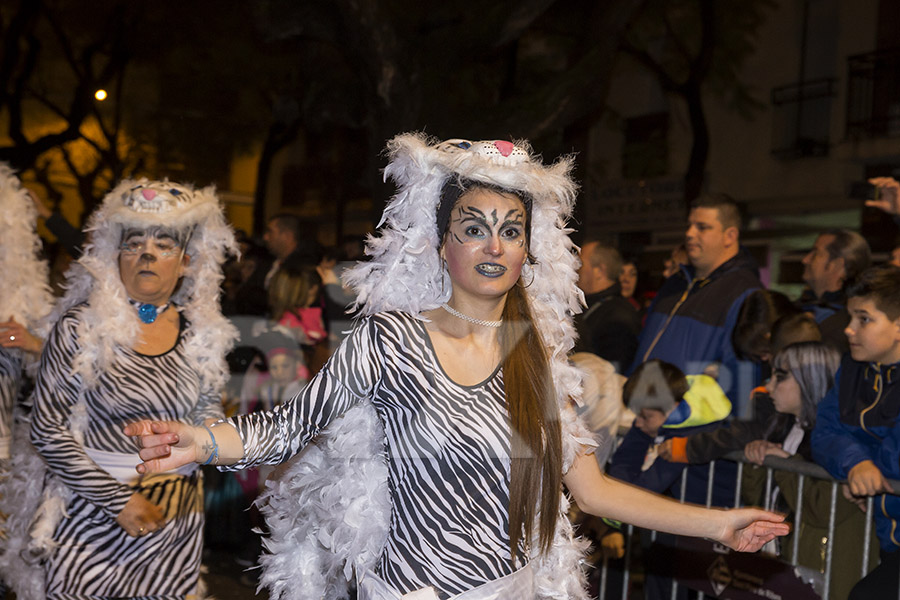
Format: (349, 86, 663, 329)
(141, 189, 157, 201)
(493, 140, 514, 157)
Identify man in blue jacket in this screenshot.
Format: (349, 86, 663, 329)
(631, 193, 761, 417)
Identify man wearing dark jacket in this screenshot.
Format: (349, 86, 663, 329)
(630, 193, 761, 417)
(796, 229, 870, 353)
(573, 241, 641, 373)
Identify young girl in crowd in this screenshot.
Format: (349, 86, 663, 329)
(268, 266, 327, 347)
(251, 347, 307, 412)
(660, 341, 878, 600)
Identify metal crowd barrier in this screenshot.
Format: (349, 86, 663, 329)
(595, 452, 900, 600)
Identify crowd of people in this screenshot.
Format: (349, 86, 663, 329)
(572, 183, 900, 599)
(0, 133, 896, 600)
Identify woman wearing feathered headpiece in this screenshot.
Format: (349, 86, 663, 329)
(128, 134, 788, 600)
(28, 179, 237, 599)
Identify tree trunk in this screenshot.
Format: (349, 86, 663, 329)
(683, 83, 709, 203)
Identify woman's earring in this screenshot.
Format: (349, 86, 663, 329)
(521, 262, 535, 288)
(440, 260, 447, 295)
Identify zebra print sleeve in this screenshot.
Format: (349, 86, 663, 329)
(30, 311, 135, 519)
(188, 386, 226, 426)
(226, 315, 382, 469)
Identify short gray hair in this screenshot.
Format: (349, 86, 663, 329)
(584, 241, 624, 280)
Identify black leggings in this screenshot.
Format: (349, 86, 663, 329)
(849, 548, 899, 600)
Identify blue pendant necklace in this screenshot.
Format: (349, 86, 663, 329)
(129, 299, 170, 324)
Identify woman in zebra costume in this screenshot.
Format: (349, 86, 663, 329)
(128, 134, 788, 600)
(30, 180, 237, 599)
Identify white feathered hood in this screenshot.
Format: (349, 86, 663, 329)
(0, 163, 53, 329)
(52, 178, 238, 390)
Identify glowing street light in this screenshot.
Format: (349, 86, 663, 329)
(94, 89, 108, 101)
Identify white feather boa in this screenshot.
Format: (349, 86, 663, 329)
(256, 134, 595, 599)
(0, 163, 54, 373)
(0, 416, 65, 600)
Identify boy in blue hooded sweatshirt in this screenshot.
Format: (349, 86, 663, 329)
(812, 265, 900, 599)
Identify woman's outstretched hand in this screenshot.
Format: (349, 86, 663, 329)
(717, 508, 790, 552)
(124, 420, 203, 474)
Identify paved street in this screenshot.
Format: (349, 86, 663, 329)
(205, 549, 268, 600)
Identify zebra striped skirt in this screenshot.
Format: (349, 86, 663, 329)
(45, 471, 204, 600)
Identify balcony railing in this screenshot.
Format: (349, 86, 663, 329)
(770, 78, 837, 159)
(846, 47, 900, 139)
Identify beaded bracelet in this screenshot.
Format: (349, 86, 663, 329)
(201, 424, 219, 466)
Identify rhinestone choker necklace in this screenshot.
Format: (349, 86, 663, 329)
(440, 303, 502, 328)
(129, 299, 170, 324)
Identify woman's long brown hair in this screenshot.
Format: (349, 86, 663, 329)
(501, 281, 562, 563)
(438, 178, 562, 564)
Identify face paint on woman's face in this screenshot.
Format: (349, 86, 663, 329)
(118, 228, 188, 305)
(441, 188, 528, 301)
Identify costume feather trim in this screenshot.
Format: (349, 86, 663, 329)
(0, 163, 54, 344)
(0, 417, 56, 600)
(256, 403, 390, 600)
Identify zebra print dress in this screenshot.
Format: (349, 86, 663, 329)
(231, 311, 522, 599)
(30, 305, 223, 600)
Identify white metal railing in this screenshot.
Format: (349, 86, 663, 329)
(595, 452, 900, 600)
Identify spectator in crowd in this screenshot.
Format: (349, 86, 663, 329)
(889, 243, 900, 268)
(317, 243, 360, 351)
(660, 341, 877, 600)
(732, 290, 799, 366)
(611, 360, 736, 508)
(567, 352, 632, 599)
(267, 265, 329, 374)
(662, 243, 687, 279)
(27, 188, 84, 259)
(619, 257, 641, 312)
(223, 239, 273, 318)
(812, 265, 900, 599)
(631, 193, 762, 416)
(570, 352, 631, 466)
(573, 241, 641, 373)
(610, 360, 736, 600)
(238, 330, 309, 416)
(268, 265, 326, 348)
(797, 229, 870, 353)
(253, 347, 307, 412)
(262, 213, 322, 288)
